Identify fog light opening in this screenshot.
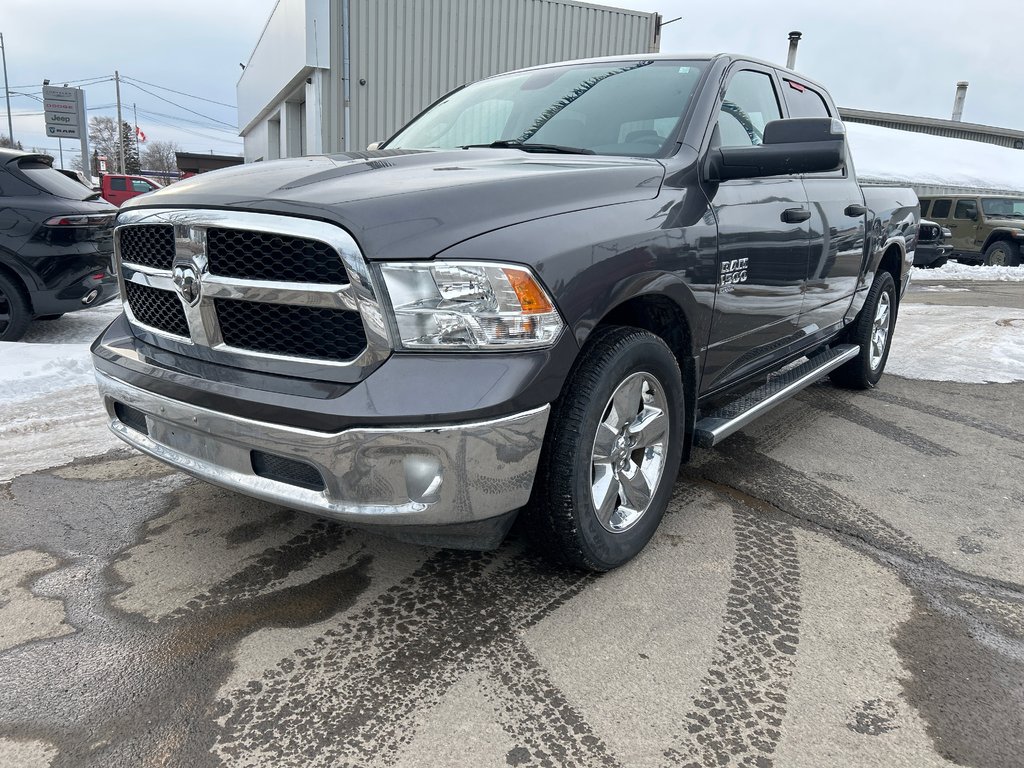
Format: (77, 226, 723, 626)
(404, 455, 443, 503)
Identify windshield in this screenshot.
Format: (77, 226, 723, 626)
(16, 159, 94, 200)
(386, 60, 706, 157)
(982, 198, 1024, 219)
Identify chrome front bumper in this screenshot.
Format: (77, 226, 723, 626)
(95, 371, 549, 528)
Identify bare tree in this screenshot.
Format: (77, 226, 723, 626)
(0, 135, 23, 150)
(141, 140, 181, 179)
(88, 116, 121, 173)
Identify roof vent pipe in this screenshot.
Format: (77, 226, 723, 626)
(952, 81, 969, 122)
(786, 31, 802, 69)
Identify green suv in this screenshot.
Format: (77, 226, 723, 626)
(919, 194, 1024, 266)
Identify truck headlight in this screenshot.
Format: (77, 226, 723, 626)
(379, 261, 563, 350)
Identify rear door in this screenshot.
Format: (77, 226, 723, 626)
(780, 75, 865, 334)
(701, 65, 811, 391)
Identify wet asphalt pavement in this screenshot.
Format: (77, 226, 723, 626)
(1, 283, 1023, 767)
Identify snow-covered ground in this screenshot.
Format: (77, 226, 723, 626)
(1, 276, 1022, 482)
(911, 262, 1024, 282)
(888, 304, 1024, 383)
(1, 302, 123, 482)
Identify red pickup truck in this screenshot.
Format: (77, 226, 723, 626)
(99, 174, 162, 207)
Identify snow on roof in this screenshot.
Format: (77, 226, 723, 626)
(846, 122, 1024, 193)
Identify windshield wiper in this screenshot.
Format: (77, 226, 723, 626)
(461, 140, 595, 155)
(83, 191, 102, 201)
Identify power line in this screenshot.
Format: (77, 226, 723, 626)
(121, 80, 236, 128)
(135, 107, 239, 133)
(135, 111, 242, 145)
(8, 75, 113, 89)
(121, 75, 236, 109)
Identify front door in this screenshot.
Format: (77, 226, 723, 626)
(702, 67, 810, 392)
(949, 198, 981, 252)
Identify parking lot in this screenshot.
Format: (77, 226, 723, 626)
(1, 280, 1022, 768)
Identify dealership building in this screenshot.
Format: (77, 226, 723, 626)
(236, 0, 662, 162)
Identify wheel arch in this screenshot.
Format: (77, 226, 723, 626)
(590, 290, 700, 463)
(981, 230, 1020, 253)
(0, 261, 34, 313)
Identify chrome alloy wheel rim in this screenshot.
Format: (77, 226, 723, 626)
(870, 291, 891, 370)
(590, 371, 670, 533)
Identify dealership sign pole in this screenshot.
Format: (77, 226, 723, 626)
(43, 84, 90, 177)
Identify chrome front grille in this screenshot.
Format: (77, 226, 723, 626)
(118, 224, 175, 270)
(206, 227, 349, 284)
(214, 298, 366, 359)
(123, 281, 189, 338)
(114, 209, 391, 381)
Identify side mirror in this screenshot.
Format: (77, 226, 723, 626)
(366, 141, 383, 151)
(708, 117, 846, 182)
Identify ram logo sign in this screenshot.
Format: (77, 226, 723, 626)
(720, 258, 749, 288)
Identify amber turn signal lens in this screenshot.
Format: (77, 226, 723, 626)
(502, 268, 553, 314)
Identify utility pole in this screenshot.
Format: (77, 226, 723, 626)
(1, 33, 13, 145)
(133, 102, 139, 165)
(115, 70, 125, 173)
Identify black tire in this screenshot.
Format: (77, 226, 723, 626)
(526, 326, 684, 572)
(35, 313, 64, 321)
(830, 270, 896, 390)
(984, 241, 1021, 267)
(0, 272, 31, 342)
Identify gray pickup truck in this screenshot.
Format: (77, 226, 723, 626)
(91, 54, 918, 571)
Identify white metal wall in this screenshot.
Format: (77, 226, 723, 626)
(345, 0, 659, 150)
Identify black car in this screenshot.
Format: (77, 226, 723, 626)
(0, 149, 119, 341)
(913, 219, 953, 268)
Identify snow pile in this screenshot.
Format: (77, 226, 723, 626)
(911, 262, 1024, 282)
(888, 304, 1024, 383)
(1, 342, 98, 403)
(1, 303, 123, 482)
(846, 122, 1024, 193)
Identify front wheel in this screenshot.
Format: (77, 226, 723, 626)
(984, 241, 1021, 267)
(831, 270, 896, 389)
(526, 326, 684, 571)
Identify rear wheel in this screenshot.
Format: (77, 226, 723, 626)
(830, 270, 896, 390)
(527, 326, 684, 571)
(0, 273, 31, 342)
(984, 241, 1021, 267)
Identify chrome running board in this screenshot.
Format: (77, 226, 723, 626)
(694, 344, 860, 448)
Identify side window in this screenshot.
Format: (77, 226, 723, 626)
(131, 179, 153, 193)
(954, 199, 977, 219)
(717, 70, 782, 148)
(110, 177, 127, 192)
(782, 80, 831, 118)
(920, 199, 931, 217)
(930, 199, 952, 219)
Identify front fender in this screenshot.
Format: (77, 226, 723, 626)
(434, 196, 718, 361)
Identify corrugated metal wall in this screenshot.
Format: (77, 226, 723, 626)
(347, 0, 658, 150)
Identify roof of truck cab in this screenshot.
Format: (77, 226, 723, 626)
(490, 52, 829, 91)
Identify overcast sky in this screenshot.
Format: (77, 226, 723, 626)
(2, 0, 1020, 167)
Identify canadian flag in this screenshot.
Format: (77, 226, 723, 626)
(136, 126, 147, 143)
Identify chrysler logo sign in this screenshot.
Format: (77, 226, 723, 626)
(172, 263, 202, 306)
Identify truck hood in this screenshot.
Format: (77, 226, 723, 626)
(122, 149, 665, 260)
